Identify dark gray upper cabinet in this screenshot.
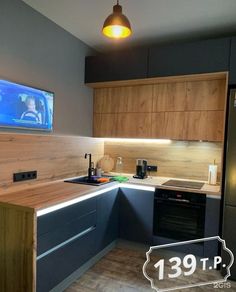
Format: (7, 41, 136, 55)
(148, 38, 231, 78)
(229, 37, 236, 84)
(85, 48, 148, 83)
(119, 187, 154, 244)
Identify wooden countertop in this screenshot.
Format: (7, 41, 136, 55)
(125, 175, 221, 196)
(0, 175, 221, 213)
(0, 180, 119, 212)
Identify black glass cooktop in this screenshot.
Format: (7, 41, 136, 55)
(162, 179, 204, 190)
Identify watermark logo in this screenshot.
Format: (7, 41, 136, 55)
(143, 236, 234, 292)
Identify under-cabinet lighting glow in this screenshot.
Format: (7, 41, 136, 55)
(37, 185, 118, 217)
(103, 138, 172, 144)
(37, 183, 155, 217)
(120, 183, 155, 192)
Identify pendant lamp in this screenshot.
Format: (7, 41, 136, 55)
(102, 0, 132, 39)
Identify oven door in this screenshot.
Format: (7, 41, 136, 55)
(153, 197, 205, 241)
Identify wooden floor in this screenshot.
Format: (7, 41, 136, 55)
(66, 242, 236, 292)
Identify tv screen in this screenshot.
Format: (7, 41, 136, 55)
(0, 79, 54, 131)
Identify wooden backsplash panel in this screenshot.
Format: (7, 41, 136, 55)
(104, 141, 222, 181)
(0, 133, 104, 195)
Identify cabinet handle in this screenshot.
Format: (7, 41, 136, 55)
(37, 225, 96, 260)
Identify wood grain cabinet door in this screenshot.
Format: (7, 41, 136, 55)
(152, 82, 187, 112)
(93, 78, 226, 141)
(185, 111, 208, 141)
(94, 85, 153, 114)
(186, 80, 226, 111)
(117, 113, 152, 138)
(94, 87, 129, 113)
(151, 112, 187, 140)
(93, 113, 118, 137)
(206, 111, 224, 142)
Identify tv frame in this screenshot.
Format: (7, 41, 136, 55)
(0, 78, 54, 132)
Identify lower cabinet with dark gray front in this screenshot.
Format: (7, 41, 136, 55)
(37, 227, 96, 292)
(96, 188, 119, 252)
(119, 187, 154, 244)
(204, 197, 221, 258)
(36, 196, 98, 292)
(36, 186, 221, 291)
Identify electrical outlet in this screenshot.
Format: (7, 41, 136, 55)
(147, 165, 158, 172)
(13, 171, 37, 182)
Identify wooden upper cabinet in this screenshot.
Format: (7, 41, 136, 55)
(93, 76, 227, 141)
(186, 80, 226, 111)
(151, 110, 224, 141)
(116, 113, 152, 138)
(151, 112, 186, 140)
(153, 82, 186, 112)
(206, 111, 224, 142)
(93, 114, 118, 137)
(94, 88, 128, 113)
(94, 85, 153, 113)
(153, 79, 226, 112)
(93, 113, 152, 138)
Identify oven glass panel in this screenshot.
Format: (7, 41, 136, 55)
(154, 201, 205, 241)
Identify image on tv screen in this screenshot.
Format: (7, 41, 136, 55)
(0, 79, 54, 131)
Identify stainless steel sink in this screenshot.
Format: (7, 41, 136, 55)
(64, 175, 114, 186)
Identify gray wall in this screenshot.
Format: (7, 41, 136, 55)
(0, 0, 94, 136)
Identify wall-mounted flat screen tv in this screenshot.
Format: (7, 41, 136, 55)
(0, 79, 54, 131)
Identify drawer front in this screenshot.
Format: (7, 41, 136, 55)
(37, 196, 96, 236)
(37, 226, 96, 292)
(37, 211, 96, 256)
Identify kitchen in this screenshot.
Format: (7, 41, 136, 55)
(0, 0, 236, 291)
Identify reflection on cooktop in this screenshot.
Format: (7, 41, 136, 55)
(162, 179, 204, 190)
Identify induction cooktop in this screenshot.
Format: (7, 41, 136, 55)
(162, 179, 204, 190)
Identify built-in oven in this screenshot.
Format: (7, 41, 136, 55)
(153, 189, 206, 242)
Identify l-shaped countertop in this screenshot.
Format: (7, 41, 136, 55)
(0, 174, 221, 216)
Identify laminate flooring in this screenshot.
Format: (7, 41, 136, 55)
(66, 241, 236, 292)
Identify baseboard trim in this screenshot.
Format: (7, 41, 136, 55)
(50, 241, 117, 292)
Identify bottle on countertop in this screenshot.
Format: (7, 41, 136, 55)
(208, 159, 218, 185)
(116, 157, 123, 175)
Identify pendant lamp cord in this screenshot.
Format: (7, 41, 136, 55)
(117, 0, 119, 4)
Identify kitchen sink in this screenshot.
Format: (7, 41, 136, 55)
(64, 175, 114, 186)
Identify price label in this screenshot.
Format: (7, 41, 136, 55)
(154, 254, 224, 281)
(143, 236, 234, 292)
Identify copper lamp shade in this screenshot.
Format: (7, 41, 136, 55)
(102, 1, 132, 39)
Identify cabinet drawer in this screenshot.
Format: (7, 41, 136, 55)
(37, 226, 96, 292)
(37, 197, 96, 236)
(37, 211, 96, 256)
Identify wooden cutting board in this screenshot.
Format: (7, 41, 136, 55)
(98, 155, 114, 172)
